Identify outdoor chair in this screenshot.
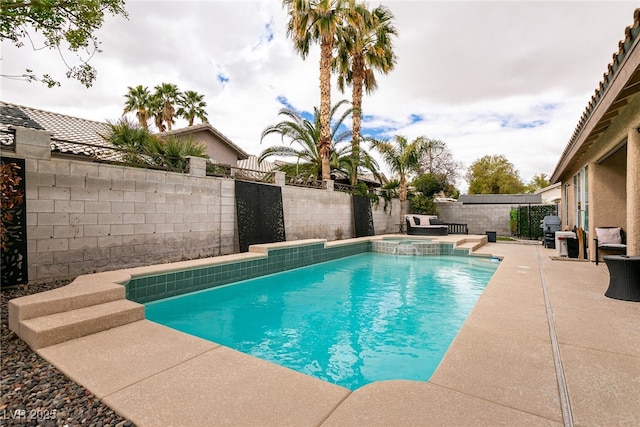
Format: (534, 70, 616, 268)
(594, 226, 626, 265)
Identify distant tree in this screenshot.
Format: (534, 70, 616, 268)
(409, 172, 455, 216)
(409, 194, 438, 216)
(412, 173, 445, 198)
(416, 138, 462, 190)
(465, 154, 525, 194)
(123, 85, 152, 130)
(525, 173, 551, 193)
(0, 0, 128, 87)
(177, 90, 208, 126)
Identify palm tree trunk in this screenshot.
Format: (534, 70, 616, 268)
(351, 55, 364, 186)
(319, 36, 333, 182)
(399, 174, 407, 232)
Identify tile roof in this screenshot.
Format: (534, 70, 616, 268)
(458, 194, 542, 205)
(0, 101, 119, 159)
(0, 102, 250, 164)
(1, 101, 111, 145)
(237, 155, 277, 172)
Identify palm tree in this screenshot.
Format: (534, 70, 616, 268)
(334, 3, 397, 185)
(370, 135, 426, 231)
(153, 83, 181, 131)
(148, 94, 166, 133)
(177, 90, 208, 126)
(123, 85, 152, 130)
(283, 0, 357, 182)
(260, 99, 380, 182)
(259, 100, 353, 181)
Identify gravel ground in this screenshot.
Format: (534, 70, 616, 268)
(1, 282, 135, 427)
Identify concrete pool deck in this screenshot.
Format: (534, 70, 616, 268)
(24, 240, 640, 426)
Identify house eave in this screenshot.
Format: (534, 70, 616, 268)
(551, 10, 640, 183)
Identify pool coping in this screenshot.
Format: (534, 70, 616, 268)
(11, 237, 640, 425)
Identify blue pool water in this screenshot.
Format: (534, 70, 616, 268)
(145, 253, 498, 390)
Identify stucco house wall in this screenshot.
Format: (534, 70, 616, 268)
(551, 9, 639, 260)
(160, 124, 249, 166)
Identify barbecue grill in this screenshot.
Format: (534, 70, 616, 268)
(541, 215, 561, 249)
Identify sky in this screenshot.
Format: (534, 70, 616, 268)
(1, 0, 637, 192)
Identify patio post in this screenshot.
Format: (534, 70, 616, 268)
(627, 126, 640, 256)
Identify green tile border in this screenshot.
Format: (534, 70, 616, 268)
(128, 239, 474, 303)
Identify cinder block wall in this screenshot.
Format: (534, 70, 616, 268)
(2, 127, 398, 283)
(281, 187, 400, 240)
(437, 202, 512, 236)
(24, 158, 235, 281)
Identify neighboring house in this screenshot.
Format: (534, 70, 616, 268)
(161, 123, 248, 165)
(0, 102, 248, 165)
(535, 183, 561, 205)
(550, 8, 639, 261)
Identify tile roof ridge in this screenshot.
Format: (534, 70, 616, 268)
(1, 100, 109, 126)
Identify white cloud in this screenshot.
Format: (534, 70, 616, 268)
(1, 0, 636, 192)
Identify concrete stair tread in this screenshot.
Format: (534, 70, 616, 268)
(9, 281, 125, 325)
(21, 299, 144, 348)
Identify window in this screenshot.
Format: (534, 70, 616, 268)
(573, 166, 588, 230)
(564, 183, 570, 226)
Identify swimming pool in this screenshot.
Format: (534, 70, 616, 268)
(146, 252, 498, 390)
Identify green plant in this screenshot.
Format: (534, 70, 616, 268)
(409, 194, 438, 215)
(148, 135, 208, 171)
(101, 117, 157, 165)
(378, 180, 398, 214)
(352, 182, 378, 205)
(510, 208, 518, 235)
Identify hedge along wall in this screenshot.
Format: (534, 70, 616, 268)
(1, 126, 399, 284)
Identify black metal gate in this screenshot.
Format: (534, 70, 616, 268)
(352, 195, 374, 237)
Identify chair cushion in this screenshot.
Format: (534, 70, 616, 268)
(596, 227, 622, 245)
(413, 216, 421, 225)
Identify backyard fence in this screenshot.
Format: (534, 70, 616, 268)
(512, 204, 559, 240)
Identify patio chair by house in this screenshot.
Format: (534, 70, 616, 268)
(594, 227, 626, 265)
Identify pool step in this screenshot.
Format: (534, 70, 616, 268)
(18, 299, 144, 349)
(8, 281, 125, 333)
(456, 241, 483, 252)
